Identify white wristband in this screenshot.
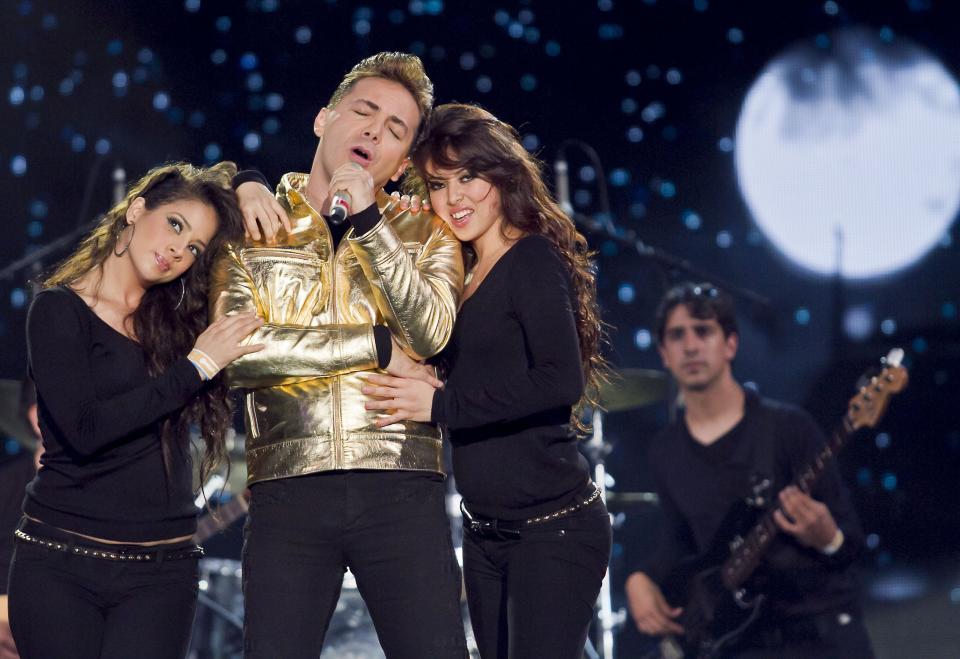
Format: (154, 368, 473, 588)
(188, 348, 221, 381)
(820, 529, 845, 556)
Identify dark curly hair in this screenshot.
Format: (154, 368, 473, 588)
(406, 103, 610, 433)
(44, 161, 244, 490)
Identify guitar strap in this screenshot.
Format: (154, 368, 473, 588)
(747, 397, 781, 509)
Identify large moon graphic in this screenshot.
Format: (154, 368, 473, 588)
(735, 28, 960, 279)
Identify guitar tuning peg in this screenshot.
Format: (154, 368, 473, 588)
(883, 347, 904, 367)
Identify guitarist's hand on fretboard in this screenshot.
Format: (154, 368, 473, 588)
(772, 485, 840, 551)
(625, 571, 685, 637)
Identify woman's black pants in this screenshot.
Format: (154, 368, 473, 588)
(8, 519, 199, 659)
(462, 499, 612, 659)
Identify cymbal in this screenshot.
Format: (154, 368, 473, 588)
(597, 368, 668, 413)
(0, 378, 39, 449)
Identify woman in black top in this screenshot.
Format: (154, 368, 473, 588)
(364, 104, 612, 659)
(8, 162, 264, 659)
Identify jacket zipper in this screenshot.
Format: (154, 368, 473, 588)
(324, 220, 344, 468)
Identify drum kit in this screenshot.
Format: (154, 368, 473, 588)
(180, 368, 672, 659)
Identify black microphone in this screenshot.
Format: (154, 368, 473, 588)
(112, 165, 126, 205)
(329, 190, 351, 225)
(554, 157, 573, 217)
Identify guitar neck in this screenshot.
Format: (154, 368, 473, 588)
(719, 418, 854, 590)
(194, 495, 249, 545)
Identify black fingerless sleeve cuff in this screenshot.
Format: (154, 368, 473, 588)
(349, 202, 383, 236)
(232, 169, 270, 190)
(373, 325, 392, 370)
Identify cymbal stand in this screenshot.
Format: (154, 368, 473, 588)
(584, 409, 627, 659)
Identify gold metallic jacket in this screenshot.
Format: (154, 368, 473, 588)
(209, 173, 464, 485)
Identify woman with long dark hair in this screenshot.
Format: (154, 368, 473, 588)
(7, 162, 264, 659)
(363, 104, 612, 658)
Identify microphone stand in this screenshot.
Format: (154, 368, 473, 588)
(555, 138, 771, 310)
(0, 218, 99, 282)
(583, 409, 627, 659)
(0, 163, 124, 282)
(573, 211, 772, 312)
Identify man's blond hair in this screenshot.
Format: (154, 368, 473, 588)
(328, 52, 434, 148)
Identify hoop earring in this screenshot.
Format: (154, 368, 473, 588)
(174, 278, 186, 310)
(114, 222, 135, 257)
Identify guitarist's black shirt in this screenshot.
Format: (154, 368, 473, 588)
(640, 389, 865, 618)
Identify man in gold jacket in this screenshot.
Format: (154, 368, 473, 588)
(209, 53, 467, 658)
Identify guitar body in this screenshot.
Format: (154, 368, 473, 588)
(659, 501, 768, 658)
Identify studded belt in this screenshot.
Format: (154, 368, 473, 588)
(461, 481, 603, 540)
(14, 528, 204, 562)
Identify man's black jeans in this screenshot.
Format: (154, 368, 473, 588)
(241, 470, 467, 659)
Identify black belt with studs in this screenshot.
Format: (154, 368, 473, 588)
(14, 528, 204, 562)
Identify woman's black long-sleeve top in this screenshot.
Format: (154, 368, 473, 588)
(23, 287, 204, 542)
(431, 235, 591, 520)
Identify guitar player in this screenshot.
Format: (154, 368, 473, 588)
(625, 282, 874, 658)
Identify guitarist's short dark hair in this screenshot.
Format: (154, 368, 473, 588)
(655, 282, 738, 344)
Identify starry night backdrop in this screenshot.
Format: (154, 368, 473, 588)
(1, 0, 958, 657)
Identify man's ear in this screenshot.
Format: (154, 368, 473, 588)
(724, 332, 739, 362)
(390, 158, 411, 182)
(314, 107, 328, 138)
(125, 197, 146, 224)
(657, 343, 670, 372)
